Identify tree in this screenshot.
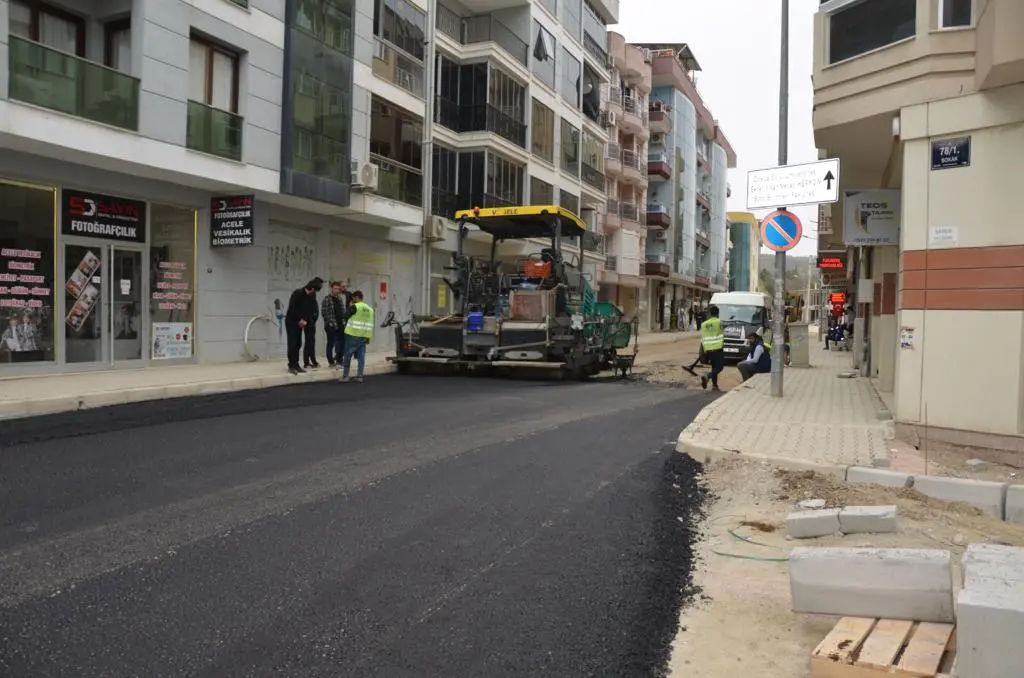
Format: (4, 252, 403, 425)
(758, 268, 774, 296)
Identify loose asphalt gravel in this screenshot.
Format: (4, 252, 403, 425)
(0, 374, 712, 677)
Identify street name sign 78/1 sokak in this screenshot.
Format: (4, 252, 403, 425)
(746, 158, 841, 210)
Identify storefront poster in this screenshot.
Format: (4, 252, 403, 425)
(65, 249, 100, 298)
(66, 283, 100, 331)
(61, 189, 146, 243)
(210, 195, 255, 247)
(843, 189, 901, 246)
(151, 260, 192, 313)
(899, 326, 915, 350)
(152, 322, 193, 359)
(0, 247, 53, 356)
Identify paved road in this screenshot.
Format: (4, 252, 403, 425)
(0, 375, 711, 677)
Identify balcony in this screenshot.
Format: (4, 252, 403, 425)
(644, 254, 670, 278)
(622, 95, 648, 137)
(582, 231, 605, 254)
(605, 254, 618, 271)
(601, 83, 622, 114)
(696, 191, 711, 211)
(648, 105, 671, 134)
(369, 153, 423, 207)
(186, 101, 243, 161)
(431, 187, 460, 219)
(8, 36, 140, 131)
(583, 31, 609, 67)
(433, 98, 527, 147)
(695, 229, 710, 249)
(695, 266, 710, 286)
(646, 204, 670, 229)
(463, 15, 528, 66)
(373, 38, 425, 98)
(604, 199, 621, 229)
(581, 162, 604, 191)
(619, 202, 640, 225)
(483, 193, 515, 208)
(696, 147, 710, 172)
(620, 148, 642, 184)
(647, 151, 671, 181)
(605, 142, 622, 175)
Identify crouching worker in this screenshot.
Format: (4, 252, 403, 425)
(737, 331, 771, 382)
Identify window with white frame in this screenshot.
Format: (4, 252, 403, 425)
(938, 0, 972, 28)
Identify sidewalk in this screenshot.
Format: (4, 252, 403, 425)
(676, 340, 894, 472)
(0, 330, 695, 419)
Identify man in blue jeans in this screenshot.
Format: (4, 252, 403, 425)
(737, 331, 772, 382)
(320, 281, 348, 368)
(340, 290, 374, 383)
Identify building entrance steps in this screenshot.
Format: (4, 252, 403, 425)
(676, 339, 894, 470)
(0, 331, 696, 420)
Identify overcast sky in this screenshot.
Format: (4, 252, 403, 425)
(615, 0, 820, 255)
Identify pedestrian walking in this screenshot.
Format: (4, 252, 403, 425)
(321, 281, 348, 368)
(339, 290, 374, 383)
(699, 304, 725, 391)
(285, 277, 323, 374)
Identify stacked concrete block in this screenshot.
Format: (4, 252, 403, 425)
(1006, 484, 1024, 524)
(838, 505, 898, 534)
(911, 475, 1007, 518)
(786, 509, 840, 538)
(789, 547, 954, 622)
(956, 544, 1024, 678)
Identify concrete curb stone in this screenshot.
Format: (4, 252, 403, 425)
(912, 475, 1008, 519)
(1005, 484, 1024, 525)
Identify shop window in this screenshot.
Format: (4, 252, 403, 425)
(0, 181, 56, 365)
(827, 0, 915, 64)
(8, 0, 85, 57)
(149, 205, 197, 360)
(531, 98, 555, 163)
(189, 35, 239, 113)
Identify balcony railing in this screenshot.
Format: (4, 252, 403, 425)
(605, 199, 620, 218)
(581, 162, 604, 190)
(186, 100, 243, 161)
(601, 84, 622, 107)
(619, 203, 639, 222)
(646, 254, 668, 263)
(621, 148, 640, 170)
(369, 153, 423, 207)
(373, 38, 425, 98)
(465, 103, 528, 147)
(462, 15, 528, 65)
(605, 142, 621, 160)
(436, 3, 462, 41)
(8, 36, 140, 131)
(648, 108, 671, 129)
(622, 96, 648, 124)
(431, 187, 460, 219)
(483, 193, 516, 208)
(605, 254, 618, 271)
(583, 31, 608, 64)
(434, 95, 459, 130)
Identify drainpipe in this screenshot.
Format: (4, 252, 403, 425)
(420, 0, 437, 314)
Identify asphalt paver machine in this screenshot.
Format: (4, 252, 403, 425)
(384, 205, 637, 378)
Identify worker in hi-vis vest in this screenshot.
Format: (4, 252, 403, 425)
(699, 305, 725, 391)
(340, 290, 374, 383)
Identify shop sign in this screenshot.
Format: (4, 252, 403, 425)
(61, 189, 146, 243)
(152, 322, 193, 359)
(842, 189, 900, 246)
(931, 136, 970, 171)
(379, 281, 388, 300)
(829, 292, 847, 304)
(210, 195, 254, 247)
(817, 255, 845, 270)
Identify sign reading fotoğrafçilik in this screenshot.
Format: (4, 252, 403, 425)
(210, 195, 255, 247)
(61, 189, 146, 243)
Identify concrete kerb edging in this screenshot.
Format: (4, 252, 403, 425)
(676, 434, 1023, 525)
(0, 364, 396, 420)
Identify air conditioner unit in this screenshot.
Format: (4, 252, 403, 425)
(651, 133, 665, 145)
(601, 110, 616, 127)
(654, 229, 668, 240)
(351, 161, 379, 190)
(606, 53, 615, 69)
(642, 48, 652, 63)
(423, 216, 446, 242)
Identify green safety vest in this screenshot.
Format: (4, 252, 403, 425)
(700, 317, 724, 351)
(344, 302, 375, 339)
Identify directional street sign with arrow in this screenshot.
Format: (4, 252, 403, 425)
(745, 158, 841, 211)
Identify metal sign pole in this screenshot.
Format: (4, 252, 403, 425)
(771, 0, 789, 398)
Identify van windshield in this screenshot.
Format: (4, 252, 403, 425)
(717, 304, 764, 325)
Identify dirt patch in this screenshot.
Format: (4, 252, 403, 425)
(627, 335, 743, 391)
(666, 458, 1024, 678)
(898, 436, 1023, 482)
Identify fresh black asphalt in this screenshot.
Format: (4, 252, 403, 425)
(0, 375, 712, 677)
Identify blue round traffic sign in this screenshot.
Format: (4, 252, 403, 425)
(760, 209, 803, 253)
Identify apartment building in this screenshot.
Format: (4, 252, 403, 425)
(726, 212, 760, 294)
(597, 33, 648, 320)
(425, 0, 617, 315)
(813, 0, 1024, 446)
(627, 43, 736, 332)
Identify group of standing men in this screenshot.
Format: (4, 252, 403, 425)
(284, 277, 376, 382)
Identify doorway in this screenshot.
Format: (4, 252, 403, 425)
(63, 241, 145, 366)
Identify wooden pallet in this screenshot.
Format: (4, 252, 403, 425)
(811, 617, 956, 677)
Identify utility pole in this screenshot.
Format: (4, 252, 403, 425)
(420, 4, 437, 314)
(770, 0, 789, 397)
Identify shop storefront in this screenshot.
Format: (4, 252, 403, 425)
(0, 179, 197, 374)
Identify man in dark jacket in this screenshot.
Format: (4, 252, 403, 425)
(321, 280, 351, 368)
(285, 277, 323, 374)
(737, 331, 771, 382)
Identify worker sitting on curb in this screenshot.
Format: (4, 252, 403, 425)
(699, 305, 724, 391)
(737, 331, 771, 382)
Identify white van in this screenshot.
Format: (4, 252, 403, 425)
(708, 291, 772, 361)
